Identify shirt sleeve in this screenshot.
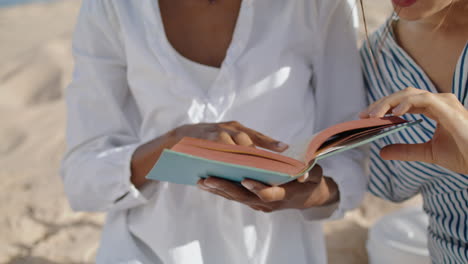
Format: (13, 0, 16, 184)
(60, 0, 158, 212)
(301, 0, 369, 221)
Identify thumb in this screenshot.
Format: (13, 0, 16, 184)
(297, 165, 323, 183)
(380, 143, 433, 163)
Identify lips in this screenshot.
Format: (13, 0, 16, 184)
(392, 0, 417, 7)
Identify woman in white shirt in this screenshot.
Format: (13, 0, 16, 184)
(61, 0, 367, 263)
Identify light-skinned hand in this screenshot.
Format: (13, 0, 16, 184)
(360, 87, 468, 174)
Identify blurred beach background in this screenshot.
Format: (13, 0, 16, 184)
(0, 0, 421, 263)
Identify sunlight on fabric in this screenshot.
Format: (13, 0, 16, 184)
(187, 99, 206, 123)
(244, 225, 257, 258)
(249, 67, 291, 98)
(169, 240, 204, 264)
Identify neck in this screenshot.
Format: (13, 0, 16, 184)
(414, 1, 468, 32)
(164, 0, 217, 5)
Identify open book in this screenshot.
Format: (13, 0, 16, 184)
(146, 117, 421, 186)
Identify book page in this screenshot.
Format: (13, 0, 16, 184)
(315, 120, 422, 160)
(281, 134, 318, 162)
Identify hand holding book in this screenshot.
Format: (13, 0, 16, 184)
(131, 121, 288, 188)
(172, 121, 289, 152)
(197, 165, 340, 213)
(133, 120, 342, 212)
(142, 116, 420, 212)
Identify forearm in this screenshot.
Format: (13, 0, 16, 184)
(130, 129, 179, 188)
(445, 105, 468, 155)
(297, 172, 349, 221)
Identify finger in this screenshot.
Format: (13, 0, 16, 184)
(204, 177, 278, 210)
(249, 204, 273, 212)
(391, 92, 438, 116)
(241, 179, 286, 202)
(232, 131, 255, 147)
(246, 131, 288, 152)
(197, 178, 208, 189)
(380, 143, 434, 163)
(360, 97, 386, 118)
(367, 87, 425, 118)
(297, 172, 309, 183)
(204, 177, 257, 202)
(209, 189, 235, 200)
(249, 205, 262, 211)
(394, 106, 428, 118)
(359, 110, 370, 119)
(216, 131, 236, 145)
(198, 178, 222, 194)
(368, 95, 410, 118)
(209, 188, 237, 200)
(360, 90, 408, 118)
(359, 87, 419, 118)
(298, 165, 323, 183)
(393, 93, 458, 123)
(258, 207, 273, 213)
(226, 121, 288, 152)
(198, 179, 235, 200)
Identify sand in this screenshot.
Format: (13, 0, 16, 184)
(0, 1, 421, 263)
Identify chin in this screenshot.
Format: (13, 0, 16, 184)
(392, 0, 453, 22)
(395, 9, 430, 21)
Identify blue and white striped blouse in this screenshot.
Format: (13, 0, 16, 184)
(361, 17, 468, 263)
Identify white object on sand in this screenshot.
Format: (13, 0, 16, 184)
(367, 206, 430, 264)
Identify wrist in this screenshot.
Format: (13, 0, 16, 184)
(130, 131, 178, 188)
(294, 176, 340, 210)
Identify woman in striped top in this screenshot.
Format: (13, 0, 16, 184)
(359, 0, 468, 262)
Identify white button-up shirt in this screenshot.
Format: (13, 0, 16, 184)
(61, 0, 367, 263)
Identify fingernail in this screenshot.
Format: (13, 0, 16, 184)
(212, 190, 233, 200)
(197, 183, 210, 191)
(204, 182, 217, 189)
(276, 142, 288, 150)
(392, 104, 403, 114)
(241, 180, 255, 191)
(298, 172, 309, 183)
(358, 111, 367, 118)
(369, 110, 378, 117)
(203, 179, 218, 189)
